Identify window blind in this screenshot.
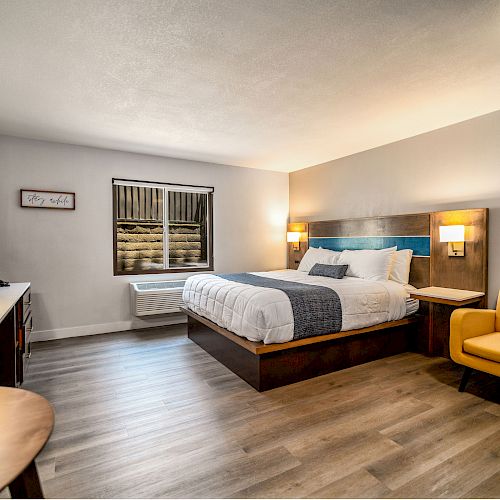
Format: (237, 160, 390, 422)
(113, 179, 214, 194)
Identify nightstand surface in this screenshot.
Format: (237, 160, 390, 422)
(410, 286, 484, 306)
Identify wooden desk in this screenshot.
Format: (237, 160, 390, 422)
(410, 287, 485, 357)
(0, 388, 54, 498)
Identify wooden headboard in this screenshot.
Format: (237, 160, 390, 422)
(288, 209, 488, 301)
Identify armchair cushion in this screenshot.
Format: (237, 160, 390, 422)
(450, 309, 496, 340)
(464, 332, 500, 363)
(450, 309, 496, 367)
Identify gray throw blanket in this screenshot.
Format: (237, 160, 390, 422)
(217, 273, 342, 340)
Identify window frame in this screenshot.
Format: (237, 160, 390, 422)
(112, 178, 214, 276)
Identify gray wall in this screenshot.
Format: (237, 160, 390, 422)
(0, 136, 289, 339)
(290, 110, 500, 307)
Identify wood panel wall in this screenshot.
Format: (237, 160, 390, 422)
(430, 208, 489, 305)
(288, 210, 488, 298)
(308, 213, 430, 238)
(287, 222, 308, 270)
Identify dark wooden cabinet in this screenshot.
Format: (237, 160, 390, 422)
(16, 288, 32, 385)
(0, 284, 32, 387)
(0, 307, 17, 387)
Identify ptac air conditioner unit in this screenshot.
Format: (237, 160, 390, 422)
(130, 280, 186, 316)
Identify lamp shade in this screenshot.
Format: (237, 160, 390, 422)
(287, 231, 300, 243)
(439, 225, 465, 243)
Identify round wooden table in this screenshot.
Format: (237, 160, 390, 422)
(0, 388, 54, 498)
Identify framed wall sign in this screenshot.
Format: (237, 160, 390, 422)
(20, 189, 76, 210)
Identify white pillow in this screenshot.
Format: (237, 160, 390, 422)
(297, 247, 340, 272)
(389, 249, 413, 285)
(337, 247, 397, 281)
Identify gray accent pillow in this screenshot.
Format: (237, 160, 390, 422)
(308, 263, 348, 279)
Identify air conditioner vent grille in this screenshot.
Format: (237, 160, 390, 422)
(130, 280, 186, 316)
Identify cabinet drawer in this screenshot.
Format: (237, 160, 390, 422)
(18, 312, 32, 354)
(22, 289, 31, 324)
(24, 313, 33, 348)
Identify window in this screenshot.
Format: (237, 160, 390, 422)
(113, 179, 213, 275)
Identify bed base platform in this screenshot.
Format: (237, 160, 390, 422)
(182, 307, 418, 391)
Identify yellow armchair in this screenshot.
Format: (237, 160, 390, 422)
(450, 291, 500, 391)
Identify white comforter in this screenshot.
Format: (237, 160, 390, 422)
(183, 270, 410, 344)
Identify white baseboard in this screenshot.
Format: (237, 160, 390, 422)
(32, 314, 187, 342)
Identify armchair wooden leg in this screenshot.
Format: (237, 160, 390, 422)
(459, 367, 472, 392)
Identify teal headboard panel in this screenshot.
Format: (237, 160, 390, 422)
(308, 236, 430, 257)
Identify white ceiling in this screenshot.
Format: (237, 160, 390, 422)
(0, 0, 499, 172)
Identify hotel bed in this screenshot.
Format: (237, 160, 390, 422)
(182, 240, 424, 391)
(183, 270, 419, 345)
(182, 209, 487, 391)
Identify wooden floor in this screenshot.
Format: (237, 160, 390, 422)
(3, 325, 500, 499)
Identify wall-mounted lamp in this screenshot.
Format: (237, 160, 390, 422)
(287, 231, 301, 251)
(439, 225, 465, 257)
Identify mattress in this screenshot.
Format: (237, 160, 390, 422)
(183, 270, 416, 344)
